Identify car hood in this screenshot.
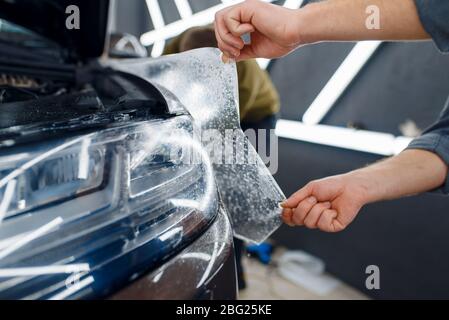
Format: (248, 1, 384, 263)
(0, 0, 109, 61)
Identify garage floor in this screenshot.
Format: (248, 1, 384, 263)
(239, 249, 369, 300)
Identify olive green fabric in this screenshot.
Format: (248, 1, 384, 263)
(163, 28, 280, 122)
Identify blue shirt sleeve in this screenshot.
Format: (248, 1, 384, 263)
(407, 97, 449, 194)
(414, 0, 449, 53)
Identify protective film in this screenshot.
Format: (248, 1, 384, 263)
(111, 48, 285, 243)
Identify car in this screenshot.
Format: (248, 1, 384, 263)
(0, 0, 238, 300)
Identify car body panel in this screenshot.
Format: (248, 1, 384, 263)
(110, 206, 237, 300)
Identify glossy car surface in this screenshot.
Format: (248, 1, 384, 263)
(0, 0, 237, 300)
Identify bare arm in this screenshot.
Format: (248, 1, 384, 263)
(214, 0, 430, 61)
(297, 0, 429, 44)
(353, 149, 448, 202)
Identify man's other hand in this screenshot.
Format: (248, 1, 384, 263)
(214, 0, 303, 61)
(281, 173, 371, 232)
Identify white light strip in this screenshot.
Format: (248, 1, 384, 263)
(0, 217, 63, 260)
(197, 241, 219, 288)
(159, 227, 183, 242)
(78, 138, 90, 179)
(0, 179, 16, 224)
(283, 0, 305, 9)
(275, 119, 412, 156)
(151, 40, 166, 57)
(257, 58, 271, 70)
(146, 0, 165, 29)
(145, 0, 166, 58)
(181, 252, 211, 261)
(0, 234, 24, 251)
(141, 3, 233, 46)
(49, 275, 94, 300)
(302, 41, 381, 125)
(174, 0, 193, 19)
(0, 134, 92, 189)
(0, 264, 90, 278)
(170, 199, 202, 210)
(393, 136, 414, 155)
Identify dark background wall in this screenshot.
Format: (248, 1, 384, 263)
(112, 0, 153, 36)
(112, 0, 449, 299)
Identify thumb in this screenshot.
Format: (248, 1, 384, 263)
(281, 183, 313, 209)
(317, 209, 339, 232)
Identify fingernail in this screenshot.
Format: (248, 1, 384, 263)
(221, 53, 229, 63)
(279, 201, 289, 209)
(307, 197, 317, 204)
(324, 202, 332, 208)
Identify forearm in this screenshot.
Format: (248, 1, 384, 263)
(297, 0, 430, 44)
(349, 149, 448, 204)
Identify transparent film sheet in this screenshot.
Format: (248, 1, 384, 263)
(111, 48, 285, 243)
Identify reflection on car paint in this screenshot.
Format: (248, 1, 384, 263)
(0, 116, 218, 299)
(111, 207, 234, 300)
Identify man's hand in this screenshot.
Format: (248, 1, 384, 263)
(281, 173, 371, 232)
(214, 0, 302, 61)
(281, 149, 448, 232)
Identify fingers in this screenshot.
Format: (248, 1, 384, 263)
(317, 209, 348, 233)
(224, 15, 255, 37)
(291, 196, 317, 226)
(215, 16, 245, 50)
(288, 199, 330, 228)
(281, 183, 313, 209)
(279, 175, 362, 232)
(283, 201, 349, 232)
(215, 4, 255, 59)
(214, 20, 241, 59)
(281, 207, 294, 227)
(317, 209, 338, 232)
(304, 202, 332, 229)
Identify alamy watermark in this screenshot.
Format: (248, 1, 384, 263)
(163, 128, 279, 175)
(365, 5, 381, 30)
(65, 5, 80, 30)
(365, 265, 380, 290)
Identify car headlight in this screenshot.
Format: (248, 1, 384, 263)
(0, 115, 218, 299)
